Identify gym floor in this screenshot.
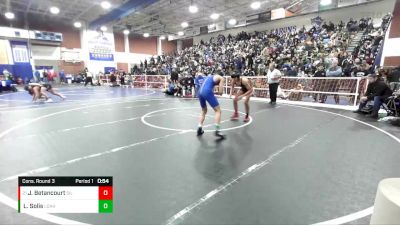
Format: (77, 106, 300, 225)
(0, 86, 399, 225)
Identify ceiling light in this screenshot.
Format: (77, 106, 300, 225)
(123, 29, 130, 35)
(228, 19, 237, 25)
(189, 5, 198, 13)
(178, 31, 184, 36)
(320, 0, 332, 6)
(101, 1, 111, 9)
(160, 35, 166, 40)
(181, 22, 189, 28)
(4, 12, 15, 20)
(49, 6, 60, 14)
(100, 26, 107, 32)
(210, 13, 220, 20)
(250, 1, 261, 10)
(74, 22, 82, 28)
(143, 33, 150, 37)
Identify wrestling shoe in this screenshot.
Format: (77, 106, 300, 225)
(243, 116, 250, 123)
(197, 127, 204, 136)
(230, 112, 239, 120)
(215, 130, 226, 139)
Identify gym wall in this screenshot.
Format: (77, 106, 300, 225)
(129, 36, 157, 55)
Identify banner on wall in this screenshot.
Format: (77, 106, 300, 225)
(0, 40, 10, 64)
(35, 66, 54, 70)
(10, 41, 30, 64)
(87, 31, 115, 61)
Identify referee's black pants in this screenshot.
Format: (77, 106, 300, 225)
(85, 77, 93, 86)
(269, 83, 279, 103)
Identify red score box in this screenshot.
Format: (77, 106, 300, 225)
(99, 186, 113, 200)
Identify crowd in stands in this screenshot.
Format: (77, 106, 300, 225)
(132, 14, 399, 119)
(136, 14, 397, 83)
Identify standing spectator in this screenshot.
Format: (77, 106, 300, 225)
(325, 60, 342, 104)
(120, 72, 125, 86)
(267, 62, 282, 105)
(234, 56, 243, 73)
(34, 70, 40, 82)
(59, 70, 65, 84)
(170, 69, 179, 84)
(313, 64, 326, 102)
(388, 66, 400, 83)
(246, 53, 254, 71)
(42, 69, 48, 83)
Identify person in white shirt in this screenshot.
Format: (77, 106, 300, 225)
(267, 62, 282, 105)
(84, 70, 94, 86)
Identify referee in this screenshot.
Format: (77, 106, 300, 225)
(267, 62, 282, 105)
(84, 69, 94, 86)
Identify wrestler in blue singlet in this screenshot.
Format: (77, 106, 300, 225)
(198, 75, 219, 109)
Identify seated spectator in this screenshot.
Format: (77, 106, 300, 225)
(287, 66, 298, 77)
(353, 62, 374, 77)
(354, 74, 393, 119)
(243, 69, 255, 76)
(288, 84, 304, 101)
(110, 72, 119, 87)
(164, 81, 177, 96)
(326, 61, 342, 77)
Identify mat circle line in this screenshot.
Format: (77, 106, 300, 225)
(141, 107, 253, 132)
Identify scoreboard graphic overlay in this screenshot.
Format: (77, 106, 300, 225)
(18, 177, 113, 213)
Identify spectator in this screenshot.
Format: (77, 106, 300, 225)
(42, 69, 48, 83)
(59, 70, 65, 84)
(353, 74, 393, 119)
(171, 69, 179, 84)
(110, 72, 118, 87)
(326, 60, 342, 77)
(388, 66, 400, 83)
(313, 64, 326, 102)
(164, 81, 177, 96)
(120, 72, 125, 86)
(325, 60, 342, 104)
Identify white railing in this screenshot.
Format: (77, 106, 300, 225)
(99, 75, 368, 107)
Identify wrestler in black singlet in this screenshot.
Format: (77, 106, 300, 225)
(42, 84, 52, 91)
(240, 78, 248, 93)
